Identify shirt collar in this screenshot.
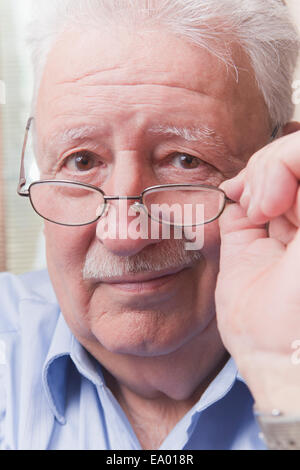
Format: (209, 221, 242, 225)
(42, 313, 246, 425)
(42, 313, 104, 424)
(193, 356, 246, 414)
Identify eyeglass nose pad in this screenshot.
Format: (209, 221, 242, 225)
(130, 202, 145, 214)
(95, 201, 145, 219)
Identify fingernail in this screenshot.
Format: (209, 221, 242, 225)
(221, 170, 246, 200)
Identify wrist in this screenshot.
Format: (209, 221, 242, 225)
(238, 352, 300, 414)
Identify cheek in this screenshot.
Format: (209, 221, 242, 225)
(193, 221, 221, 309)
(201, 220, 221, 260)
(44, 222, 96, 273)
(44, 222, 98, 339)
(197, 221, 221, 298)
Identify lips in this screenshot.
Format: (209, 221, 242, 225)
(95, 265, 189, 285)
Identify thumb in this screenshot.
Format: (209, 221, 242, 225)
(218, 203, 269, 273)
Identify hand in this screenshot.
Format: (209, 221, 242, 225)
(216, 126, 300, 414)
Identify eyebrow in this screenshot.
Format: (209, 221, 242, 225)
(58, 125, 100, 143)
(52, 123, 225, 143)
(148, 124, 230, 151)
(46, 123, 231, 160)
(43, 125, 103, 159)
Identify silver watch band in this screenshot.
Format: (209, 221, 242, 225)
(254, 408, 300, 450)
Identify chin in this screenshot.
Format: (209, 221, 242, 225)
(93, 336, 186, 357)
(89, 309, 204, 358)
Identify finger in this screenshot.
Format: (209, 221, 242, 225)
(220, 169, 246, 202)
(268, 215, 298, 245)
(217, 203, 285, 332)
(269, 131, 300, 179)
(244, 133, 300, 223)
(218, 203, 269, 269)
(259, 160, 297, 219)
(283, 225, 300, 267)
(239, 160, 298, 225)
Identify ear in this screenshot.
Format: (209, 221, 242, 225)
(281, 121, 300, 136)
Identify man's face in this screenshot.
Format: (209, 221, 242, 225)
(36, 25, 270, 358)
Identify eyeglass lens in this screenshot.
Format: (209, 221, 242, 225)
(29, 181, 225, 226)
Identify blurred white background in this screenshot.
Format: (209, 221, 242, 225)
(0, 0, 300, 274)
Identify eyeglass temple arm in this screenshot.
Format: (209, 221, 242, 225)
(17, 117, 33, 196)
(271, 124, 280, 140)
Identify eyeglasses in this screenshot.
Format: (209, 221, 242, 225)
(17, 117, 280, 227)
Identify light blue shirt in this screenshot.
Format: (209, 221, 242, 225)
(0, 270, 266, 450)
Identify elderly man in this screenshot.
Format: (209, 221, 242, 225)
(0, 0, 300, 451)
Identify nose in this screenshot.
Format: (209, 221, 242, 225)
(96, 151, 161, 256)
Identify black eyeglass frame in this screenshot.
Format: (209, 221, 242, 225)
(17, 117, 280, 227)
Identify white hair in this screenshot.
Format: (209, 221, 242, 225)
(27, 0, 299, 126)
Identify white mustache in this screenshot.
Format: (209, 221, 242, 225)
(82, 239, 203, 281)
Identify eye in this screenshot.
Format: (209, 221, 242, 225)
(171, 153, 201, 170)
(64, 150, 100, 172)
